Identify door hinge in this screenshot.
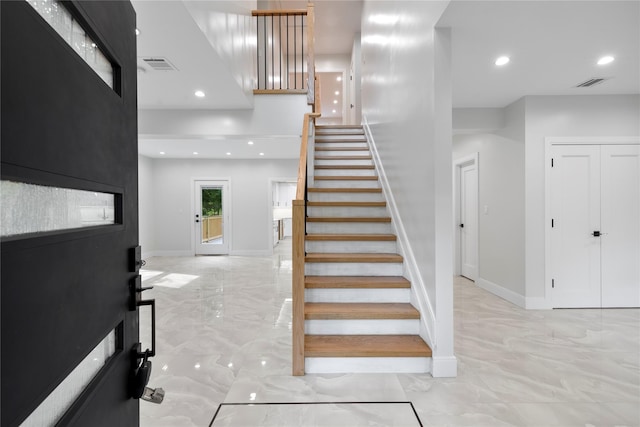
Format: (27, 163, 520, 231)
(552, 279, 555, 288)
(551, 158, 554, 167)
(551, 219, 554, 228)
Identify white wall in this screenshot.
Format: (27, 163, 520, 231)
(138, 155, 155, 257)
(139, 156, 297, 257)
(138, 94, 311, 138)
(524, 94, 640, 305)
(361, 0, 455, 376)
(453, 99, 525, 303)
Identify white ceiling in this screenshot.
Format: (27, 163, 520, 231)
(135, 0, 639, 158)
(439, 0, 640, 108)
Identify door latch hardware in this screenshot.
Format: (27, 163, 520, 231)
(129, 246, 144, 272)
(141, 386, 165, 404)
(592, 231, 601, 237)
(460, 223, 464, 228)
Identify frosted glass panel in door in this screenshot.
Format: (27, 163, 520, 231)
(601, 145, 640, 307)
(1, 181, 115, 237)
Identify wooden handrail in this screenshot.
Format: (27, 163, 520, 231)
(252, 9, 307, 16)
(292, 111, 320, 376)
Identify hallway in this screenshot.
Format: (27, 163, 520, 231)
(140, 241, 639, 426)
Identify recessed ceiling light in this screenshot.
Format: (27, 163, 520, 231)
(135, 28, 140, 36)
(193, 152, 198, 155)
(495, 56, 510, 66)
(335, 91, 340, 95)
(248, 141, 254, 145)
(195, 90, 205, 98)
(332, 109, 336, 113)
(336, 76, 342, 82)
(226, 152, 231, 156)
(259, 152, 265, 156)
(597, 55, 615, 65)
(333, 100, 338, 104)
(159, 151, 166, 155)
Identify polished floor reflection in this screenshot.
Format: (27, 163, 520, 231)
(140, 240, 640, 426)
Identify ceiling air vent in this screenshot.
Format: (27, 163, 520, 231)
(575, 77, 608, 88)
(141, 57, 178, 71)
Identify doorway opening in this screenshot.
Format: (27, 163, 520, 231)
(194, 180, 230, 255)
(269, 178, 297, 251)
(454, 153, 479, 281)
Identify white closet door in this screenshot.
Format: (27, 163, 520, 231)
(550, 145, 601, 308)
(601, 145, 640, 307)
(460, 163, 478, 280)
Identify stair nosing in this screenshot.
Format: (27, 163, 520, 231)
(305, 233, 396, 241)
(304, 335, 432, 358)
(305, 253, 403, 263)
(306, 217, 391, 223)
(305, 276, 411, 288)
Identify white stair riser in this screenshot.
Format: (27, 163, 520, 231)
(315, 131, 364, 137)
(306, 240, 397, 254)
(315, 150, 371, 158)
(305, 288, 410, 303)
(308, 192, 385, 203)
(314, 168, 376, 177)
(305, 357, 431, 374)
(305, 319, 419, 335)
(306, 222, 393, 234)
(307, 206, 388, 217)
(315, 142, 368, 148)
(315, 159, 373, 166)
(314, 179, 380, 189)
(305, 262, 403, 276)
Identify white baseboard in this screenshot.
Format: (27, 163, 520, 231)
(476, 277, 526, 308)
(526, 296, 551, 310)
(432, 356, 458, 378)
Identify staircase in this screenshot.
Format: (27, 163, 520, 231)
(301, 124, 432, 374)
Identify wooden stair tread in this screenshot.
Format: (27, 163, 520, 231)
(307, 201, 386, 207)
(315, 165, 375, 170)
(316, 125, 363, 129)
(305, 276, 411, 288)
(308, 187, 382, 193)
(305, 253, 403, 263)
(306, 233, 396, 241)
(315, 155, 372, 160)
(314, 175, 378, 181)
(305, 303, 419, 320)
(307, 217, 391, 223)
(305, 335, 432, 357)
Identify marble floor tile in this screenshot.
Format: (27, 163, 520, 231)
(140, 244, 640, 426)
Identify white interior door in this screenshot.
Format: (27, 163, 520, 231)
(551, 145, 601, 308)
(601, 145, 640, 307)
(195, 180, 230, 255)
(460, 163, 478, 280)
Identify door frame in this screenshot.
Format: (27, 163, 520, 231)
(544, 137, 640, 309)
(192, 178, 231, 255)
(453, 153, 479, 280)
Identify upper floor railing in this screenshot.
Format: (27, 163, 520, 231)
(252, 4, 316, 109)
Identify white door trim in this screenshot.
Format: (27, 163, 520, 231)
(544, 137, 640, 309)
(192, 178, 232, 255)
(453, 153, 479, 280)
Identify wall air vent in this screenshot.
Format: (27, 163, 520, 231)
(575, 77, 609, 88)
(141, 57, 178, 71)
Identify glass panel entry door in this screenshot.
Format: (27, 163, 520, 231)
(195, 180, 230, 255)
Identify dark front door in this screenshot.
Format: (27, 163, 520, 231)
(1, 1, 140, 426)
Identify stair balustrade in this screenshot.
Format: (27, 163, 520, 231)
(252, 4, 316, 108)
(293, 112, 320, 376)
